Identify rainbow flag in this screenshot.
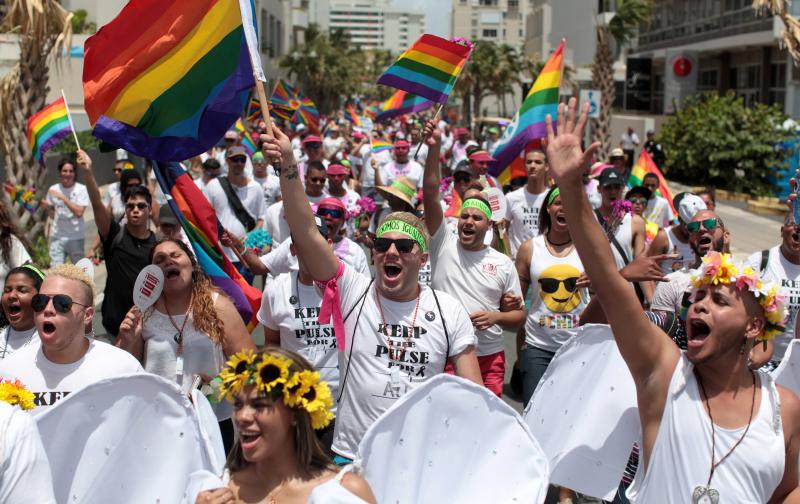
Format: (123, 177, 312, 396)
(245, 96, 261, 122)
(375, 90, 433, 122)
(27, 97, 73, 165)
(152, 161, 261, 331)
(346, 104, 361, 126)
(4, 182, 39, 214)
(489, 41, 564, 186)
(377, 34, 471, 104)
(364, 103, 378, 119)
(234, 118, 257, 155)
(292, 97, 320, 131)
(629, 149, 677, 217)
(83, 0, 260, 162)
(371, 139, 393, 153)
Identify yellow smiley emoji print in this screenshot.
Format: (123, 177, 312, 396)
(538, 264, 582, 312)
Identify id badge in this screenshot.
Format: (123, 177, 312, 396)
(176, 355, 184, 384)
(390, 367, 401, 393)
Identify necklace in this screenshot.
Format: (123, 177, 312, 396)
(164, 295, 192, 384)
(0, 326, 36, 359)
(546, 233, 572, 247)
(375, 287, 422, 363)
(692, 369, 756, 503)
(267, 480, 289, 504)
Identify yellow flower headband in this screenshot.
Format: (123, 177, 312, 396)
(0, 379, 35, 410)
(690, 251, 788, 341)
(209, 350, 334, 430)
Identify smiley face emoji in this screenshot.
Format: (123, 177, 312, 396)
(538, 264, 582, 313)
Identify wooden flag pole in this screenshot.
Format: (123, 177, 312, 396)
(413, 102, 445, 161)
(61, 89, 81, 150)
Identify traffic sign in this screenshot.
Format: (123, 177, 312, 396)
(579, 89, 601, 119)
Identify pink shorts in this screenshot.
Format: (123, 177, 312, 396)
(444, 350, 505, 397)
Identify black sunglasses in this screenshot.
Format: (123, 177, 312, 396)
(229, 156, 247, 163)
(31, 293, 90, 314)
(538, 277, 579, 294)
(454, 174, 471, 183)
(374, 237, 417, 254)
(305, 143, 321, 149)
(687, 218, 720, 233)
(113, 168, 123, 173)
(126, 202, 149, 211)
(317, 207, 344, 219)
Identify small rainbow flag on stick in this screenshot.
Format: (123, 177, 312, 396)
(629, 149, 677, 217)
(346, 104, 361, 126)
(371, 139, 393, 154)
(27, 96, 75, 165)
(234, 118, 257, 155)
(377, 34, 471, 104)
(375, 90, 433, 122)
(4, 182, 39, 214)
(489, 40, 564, 186)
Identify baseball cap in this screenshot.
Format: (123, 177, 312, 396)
(353, 131, 365, 140)
(252, 151, 265, 163)
(488, 127, 499, 135)
(317, 197, 347, 213)
(598, 168, 624, 187)
(327, 163, 348, 175)
(625, 186, 652, 201)
(468, 150, 495, 162)
(296, 123, 307, 132)
(455, 128, 468, 136)
(158, 205, 179, 226)
(394, 140, 410, 149)
(224, 131, 238, 140)
(302, 135, 322, 145)
(226, 146, 247, 158)
(609, 148, 625, 159)
(678, 194, 708, 224)
(453, 160, 471, 175)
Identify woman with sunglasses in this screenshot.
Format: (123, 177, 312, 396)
(0, 265, 44, 359)
(515, 186, 590, 407)
(117, 239, 255, 443)
(625, 186, 668, 253)
(193, 348, 376, 504)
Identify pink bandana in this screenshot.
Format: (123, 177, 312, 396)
(316, 261, 346, 352)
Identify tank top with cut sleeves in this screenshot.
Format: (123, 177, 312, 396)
(141, 293, 231, 420)
(627, 354, 785, 503)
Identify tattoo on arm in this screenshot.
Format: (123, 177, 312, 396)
(283, 162, 299, 180)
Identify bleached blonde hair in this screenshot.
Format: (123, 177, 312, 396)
(46, 263, 94, 305)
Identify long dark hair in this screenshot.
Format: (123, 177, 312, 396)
(537, 186, 560, 236)
(0, 265, 44, 329)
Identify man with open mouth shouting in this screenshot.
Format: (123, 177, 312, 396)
(261, 126, 482, 465)
(547, 97, 800, 503)
(0, 264, 142, 413)
(421, 120, 526, 398)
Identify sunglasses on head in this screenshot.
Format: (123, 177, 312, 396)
(317, 207, 344, 219)
(229, 156, 247, 163)
(126, 202, 149, 211)
(538, 277, 579, 294)
(687, 218, 720, 233)
(31, 293, 89, 314)
(374, 237, 417, 254)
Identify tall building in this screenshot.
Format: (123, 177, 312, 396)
(450, 0, 529, 50)
(307, 0, 425, 54)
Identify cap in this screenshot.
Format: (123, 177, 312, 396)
(598, 168, 624, 187)
(468, 150, 495, 162)
(609, 148, 625, 159)
(296, 123, 307, 132)
(302, 135, 322, 145)
(394, 140, 410, 149)
(488, 127, 499, 135)
(353, 131, 365, 140)
(455, 128, 468, 136)
(327, 163, 348, 175)
(252, 151, 265, 162)
(646, 129, 655, 135)
(625, 185, 652, 201)
(158, 205, 179, 226)
(376, 176, 417, 208)
(226, 146, 247, 158)
(317, 197, 347, 213)
(453, 160, 471, 175)
(679, 194, 708, 224)
(224, 131, 238, 140)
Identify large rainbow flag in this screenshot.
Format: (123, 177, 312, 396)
(346, 104, 361, 126)
(292, 96, 320, 131)
(83, 0, 260, 161)
(377, 34, 471, 104)
(375, 90, 433, 122)
(152, 161, 261, 331)
(27, 97, 74, 165)
(629, 149, 677, 217)
(489, 40, 564, 186)
(270, 79, 302, 121)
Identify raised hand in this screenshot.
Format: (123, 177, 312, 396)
(260, 127, 294, 166)
(423, 120, 441, 147)
(545, 97, 600, 186)
(76, 149, 93, 172)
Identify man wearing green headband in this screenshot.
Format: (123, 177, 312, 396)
(251, 151, 281, 207)
(422, 120, 526, 397)
(262, 126, 482, 464)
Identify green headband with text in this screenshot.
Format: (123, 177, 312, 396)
(547, 187, 561, 206)
(461, 198, 492, 219)
(376, 219, 428, 252)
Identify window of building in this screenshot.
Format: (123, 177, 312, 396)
(508, 0, 519, 7)
(260, 9, 268, 52)
(698, 69, 718, 90)
(480, 0, 498, 5)
(276, 20, 282, 56)
(483, 29, 497, 37)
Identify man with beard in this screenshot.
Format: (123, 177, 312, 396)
(505, 149, 550, 259)
(745, 213, 800, 366)
(261, 126, 482, 465)
(422, 121, 525, 396)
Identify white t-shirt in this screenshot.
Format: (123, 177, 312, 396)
(506, 186, 548, 258)
(46, 183, 89, 240)
(644, 196, 672, 229)
(102, 182, 125, 222)
(380, 160, 423, 189)
(0, 339, 143, 414)
(261, 238, 370, 277)
(258, 271, 340, 411)
(204, 177, 267, 261)
(0, 326, 39, 360)
(428, 224, 521, 356)
(0, 235, 31, 285)
(332, 265, 476, 459)
(0, 402, 56, 504)
(323, 136, 346, 159)
(620, 132, 639, 150)
(746, 246, 800, 361)
(410, 142, 428, 165)
(253, 175, 281, 208)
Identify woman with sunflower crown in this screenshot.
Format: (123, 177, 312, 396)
(196, 348, 376, 504)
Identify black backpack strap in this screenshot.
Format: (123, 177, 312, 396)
(760, 249, 769, 274)
(595, 209, 646, 304)
(218, 176, 256, 232)
(430, 288, 451, 370)
(336, 279, 374, 403)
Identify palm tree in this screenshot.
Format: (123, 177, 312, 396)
(520, 53, 578, 101)
(454, 41, 502, 124)
(591, 0, 652, 160)
(753, 1, 800, 63)
(0, 0, 72, 243)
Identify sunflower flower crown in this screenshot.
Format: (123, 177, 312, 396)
(690, 251, 788, 341)
(209, 350, 334, 430)
(0, 379, 35, 411)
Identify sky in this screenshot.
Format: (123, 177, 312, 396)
(394, 0, 451, 37)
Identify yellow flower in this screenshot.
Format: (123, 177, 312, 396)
(254, 354, 291, 393)
(0, 380, 35, 410)
(218, 351, 257, 398)
(285, 370, 334, 429)
(283, 370, 311, 408)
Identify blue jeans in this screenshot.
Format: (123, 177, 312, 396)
(519, 345, 556, 407)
